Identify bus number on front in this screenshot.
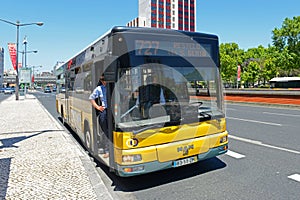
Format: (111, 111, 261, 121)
(135, 40, 160, 56)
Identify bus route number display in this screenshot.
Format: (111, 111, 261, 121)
(135, 40, 211, 57)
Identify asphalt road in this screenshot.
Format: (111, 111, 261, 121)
(0, 92, 12, 102)
(33, 91, 300, 200)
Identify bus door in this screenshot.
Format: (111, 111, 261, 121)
(64, 70, 71, 124)
(102, 55, 119, 169)
(91, 60, 113, 166)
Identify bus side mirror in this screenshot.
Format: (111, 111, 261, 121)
(104, 55, 118, 82)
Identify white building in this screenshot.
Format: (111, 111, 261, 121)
(127, 0, 196, 32)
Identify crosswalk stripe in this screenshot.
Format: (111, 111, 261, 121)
(225, 150, 245, 159)
(288, 174, 300, 183)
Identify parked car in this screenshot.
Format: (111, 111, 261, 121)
(60, 87, 66, 93)
(44, 87, 52, 93)
(4, 87, 13, 95)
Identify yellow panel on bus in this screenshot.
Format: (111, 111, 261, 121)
(156, 131, 227, 162)
(113, 118, 226, 150)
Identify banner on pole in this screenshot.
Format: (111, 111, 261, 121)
(8, 43, 17, 70)
(237, 65, 241, 81)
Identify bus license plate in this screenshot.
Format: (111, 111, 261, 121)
(173, 156, 198, 167)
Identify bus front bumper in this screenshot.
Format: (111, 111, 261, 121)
(115, 144, 228, 177)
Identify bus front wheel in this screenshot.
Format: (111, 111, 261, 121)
(84, 122, 92, 150)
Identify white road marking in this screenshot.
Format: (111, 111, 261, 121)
(227, 117, 282, 126)
(225, 108, 236, 111)
(229, 135, 300, 155)
(263, 112, 300, 118)
(225, 150, 245, 159)
(288, 174, 300, 183)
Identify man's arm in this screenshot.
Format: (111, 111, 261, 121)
(90, 99, 105, 112)
(89, 86, 106, 112)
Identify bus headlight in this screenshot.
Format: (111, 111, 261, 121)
(220, 136, 228, 143)
(122, 154, 142, 162)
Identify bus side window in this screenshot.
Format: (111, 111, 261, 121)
(84, 72, 92, 91)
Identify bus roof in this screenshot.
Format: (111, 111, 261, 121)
(111, 26, 219, 40)
(55, 26, 219, 71)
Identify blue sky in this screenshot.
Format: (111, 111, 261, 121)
(1, 0, 299, 72)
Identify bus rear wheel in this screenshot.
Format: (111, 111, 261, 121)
(60, 106, 65, 124)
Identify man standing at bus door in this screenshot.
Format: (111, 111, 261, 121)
(89, 75, 109, 158)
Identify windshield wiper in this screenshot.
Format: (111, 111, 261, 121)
(121, 104, 139, 119)
(190, 101, 203, 107)
(198, 110, 212, 120)
(132, 124, 163, 135)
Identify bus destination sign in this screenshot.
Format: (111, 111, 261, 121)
(135, 40, 211, 57)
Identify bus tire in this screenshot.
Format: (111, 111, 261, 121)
(60, 106, 65, 124)
(84, 122, 92, 150)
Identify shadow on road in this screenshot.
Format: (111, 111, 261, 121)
(56, 112, 228, 192)
(97, 156, 227, 192)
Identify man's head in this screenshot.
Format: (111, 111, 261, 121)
(99, 75, 106, 85)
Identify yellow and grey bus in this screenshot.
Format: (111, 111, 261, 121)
(55, 26, 228, 177)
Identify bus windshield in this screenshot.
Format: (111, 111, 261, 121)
(114, 62, 224, 133)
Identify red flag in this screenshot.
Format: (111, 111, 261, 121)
(67, 59, 73, 69)
(32, 75, 35, 83)
(8, 43, 17, 70)
(237, 65, 241, 81)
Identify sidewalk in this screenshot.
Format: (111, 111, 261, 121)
(0, 94, 113, 200)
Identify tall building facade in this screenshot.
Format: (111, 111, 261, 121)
(0, 47, 4, 87)
(127, 0, 196, 32)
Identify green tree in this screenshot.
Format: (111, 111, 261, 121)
(220, 43, 244, 87)
(272, 16, 300, 76)
(263, 46, 279, 81)
(241, 45, 279, 86)
(220, 15, 300, 87)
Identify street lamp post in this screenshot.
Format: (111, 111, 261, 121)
(0, 18, 43, 100)
(22, 36, 38, 69)
(30, 65, 42, 88)
(24, 36, 27, 68)
(19, 50, 38, 91)
(20, 50, 38, 68)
